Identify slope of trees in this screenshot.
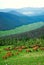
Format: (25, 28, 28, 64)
(0, 36, 44, 47)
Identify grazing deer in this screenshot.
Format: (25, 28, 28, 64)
(21, 46, 27, 49)
(18, 48, 22, 52)
(40, 47, 44, 50)
(4, 47, 10, 51)
(16, 47, 19, 49)
(33, 46, 39, 51)
(2, 51, 14, 60)
(6, 51, 14, 57)
(26, 49, 31, 52)
(32, 44, 40, 48)
(2, 55, 7, 59)
(15, 52, 19, 55)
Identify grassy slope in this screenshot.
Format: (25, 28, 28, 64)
(0, 46, 44, 65)
(0, 22, 44, 37)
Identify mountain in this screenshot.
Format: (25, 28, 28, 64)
(16, 7, 44, 16)
(0, 12, 21, 30)
(0, 7, 44, 38)
(0, 8, 44, 30)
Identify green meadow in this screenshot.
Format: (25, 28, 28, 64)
(0, 38, 44, 65)
(0, 46, 44, 65)
(0, 22, 44, 65)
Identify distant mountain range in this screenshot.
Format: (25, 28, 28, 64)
(0, 7, 44, 37)
(16, 7, 44, 15)
(0, 7, 44, 30)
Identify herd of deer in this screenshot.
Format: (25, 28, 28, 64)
(2, 45, 44, 60)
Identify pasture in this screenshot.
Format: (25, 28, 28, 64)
(0, 45, 44, 65)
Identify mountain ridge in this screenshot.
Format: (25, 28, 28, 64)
(0, 26, 44, 39)
(0, 22, 44, 37)
(0, 11, 44, 30)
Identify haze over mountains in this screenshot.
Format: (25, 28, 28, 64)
(0, 7, 44, 37)
(0, 7, 44, 30)
(17, 7, 44, 15)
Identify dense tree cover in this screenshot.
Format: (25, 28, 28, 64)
(0, 36, 44, 47)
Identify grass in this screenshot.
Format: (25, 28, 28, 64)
(0, 22, 44, 37)
(0, 46, 44, 65)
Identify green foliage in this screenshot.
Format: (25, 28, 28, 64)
(0, 36, 44, 47)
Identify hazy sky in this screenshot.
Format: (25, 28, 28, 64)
(0, 0, 44, 9)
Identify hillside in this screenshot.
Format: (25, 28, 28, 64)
(13, 26, 44, 39)
(0, 22, 44, 37)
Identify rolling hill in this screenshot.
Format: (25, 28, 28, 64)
(0, 22, 44, 37)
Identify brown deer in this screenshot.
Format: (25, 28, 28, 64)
(6, 51, 14, 57)
(26, 49, 31, 52)
(2, 55, 7, 59)
(40, 47, 44, 50)
(33, 46, 39, 51)
(15, 52, 19, 55)
(4, 47, 10, 51)
(18, 48, 22, 52)
(21, 46, 27, 49)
